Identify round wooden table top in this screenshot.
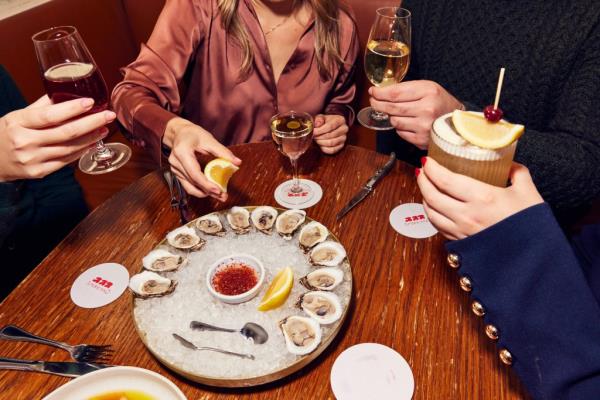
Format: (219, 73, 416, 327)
(0, 143, 529, 399)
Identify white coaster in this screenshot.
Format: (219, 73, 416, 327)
(274, 179, 323, 209)
(70, 263, 130, 308)
(330, 343, 415, 400)
(389, 203, 438, 239)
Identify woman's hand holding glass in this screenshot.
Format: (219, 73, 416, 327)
(417, 157, 544, 240)
(0, 95, 114, 182)
(163, 117, 242, 202)
(313, 114, 348, 155)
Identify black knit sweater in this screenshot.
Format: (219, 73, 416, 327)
(378, 0, 600, 212)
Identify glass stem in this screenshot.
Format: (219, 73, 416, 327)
(290, 157, 302, 193)
(93, 140, 114, 162)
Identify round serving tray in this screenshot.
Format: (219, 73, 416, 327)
(131, 207, 352, 387)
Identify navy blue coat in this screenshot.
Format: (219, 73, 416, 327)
(446, 203, 600, 399)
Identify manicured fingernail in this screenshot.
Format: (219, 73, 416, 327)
(234, 157, 242, 164)
(421, 156, 427, 166)
(415, 168, 421, 177)
(81, 98, 94, 108)
(105, 111, 116, 122)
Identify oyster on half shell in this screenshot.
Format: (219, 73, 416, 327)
(309, 241, 346, 267)
(227, 206, 251, 234)
(129, 271, 177, 298)
(166, 226, 205, 251)
(298, 291, 342, 325)
(300, 267, 344, 291)
(298, 221, 328, 251)
(142, 249, 186, 272)
(280, 316, 322, 356)
(250, 206, 278, 234)
(196, 213, 225, 236)
(275, 209, 306, 239)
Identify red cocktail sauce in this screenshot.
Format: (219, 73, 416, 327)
(212, 262, 258, 296)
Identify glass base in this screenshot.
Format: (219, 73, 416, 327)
(357, 107, 394, 131)
(274, 179, 323, 209)
(78, 142, 132, 175)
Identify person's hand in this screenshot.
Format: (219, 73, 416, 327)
(163, 117, 242, 201)
(369, 80, 463, 149)
(313, 114, 348, 154)
(416, 157, 544, 240)
(0, 95, 114, 182)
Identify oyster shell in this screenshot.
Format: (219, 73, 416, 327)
(166, 226, 205, 251)
(142, 249, 186, 272)
(250, 206, 278, 234)
(196, 213, 225, 236)
(280, 316, 322, 355)
(129, 271, 177, 298)
(309, 241, 346, 267)
(299, 291, 342, 325)
(298, 221, 328, 251)
(227, 206, 251, 234)
(275, 209, 306, 239)
(300, 267, 344, 291)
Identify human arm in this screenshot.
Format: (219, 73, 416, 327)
(111, 0, 240, 200)
(0, 96, 113, 182)
(417, 158, 600, 398)
(313, 14, 360, 155)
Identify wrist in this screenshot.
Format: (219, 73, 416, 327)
(163, 117, 190, 149)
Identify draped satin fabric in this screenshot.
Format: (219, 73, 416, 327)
(111, 0, 360, 162)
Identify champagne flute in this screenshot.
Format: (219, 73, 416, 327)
(271, 111, 319, 208)
(32, 26, 131, 174)
(357, 7, 411, 131)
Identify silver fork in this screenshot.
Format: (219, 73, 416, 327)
(0, 325, 113, 363)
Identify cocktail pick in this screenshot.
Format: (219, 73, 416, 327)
(484, 67, 506, 122)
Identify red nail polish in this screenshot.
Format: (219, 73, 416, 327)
(421, 156, 427, 166)
(415, 168, 420, 177)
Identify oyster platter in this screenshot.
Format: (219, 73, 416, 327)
(130, 206, 352, 387)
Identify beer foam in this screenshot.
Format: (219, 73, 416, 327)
(45, 62, 94, 80)
(431, 113, 513, 161)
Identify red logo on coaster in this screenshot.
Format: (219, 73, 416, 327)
(88, 276, 114, 294)
(404, 214, 426, 224)
(287, 192, 309, 197)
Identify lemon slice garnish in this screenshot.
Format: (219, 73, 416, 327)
(286, 120, 301, 130)
(451, 110, 524, 149)
(257, 267, 294, 311)
(204, 158, 239, 192)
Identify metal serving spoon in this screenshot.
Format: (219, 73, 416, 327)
(172, 333, 255, 360)
(190, 321, 269, 344)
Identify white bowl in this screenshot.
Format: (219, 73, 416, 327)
(206, 253, 265, 304)
(42, 366, 187, 400)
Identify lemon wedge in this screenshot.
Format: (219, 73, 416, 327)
(258, 267, 294, 311)
(204, 158, 239, 192)
(451, 110, 524, 149)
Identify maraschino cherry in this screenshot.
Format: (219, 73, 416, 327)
(485, 67, 506, 123)
(484, 105, 504, 122)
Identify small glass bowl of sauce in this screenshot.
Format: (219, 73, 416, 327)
(206, 254, 265, 304)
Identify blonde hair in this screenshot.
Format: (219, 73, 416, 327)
(217, 0, 347, 80)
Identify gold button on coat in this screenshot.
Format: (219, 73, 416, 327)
(447, 253, 460, 269)
(471, 301, 485, 317)
(485, 324, 499, 340)
(459, 276, 472, 292)
(499, 349, 513, 365)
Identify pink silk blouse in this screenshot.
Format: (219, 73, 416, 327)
(111, 0, 360, 162)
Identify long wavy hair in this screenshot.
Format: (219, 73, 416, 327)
(217, 0, 347, 80)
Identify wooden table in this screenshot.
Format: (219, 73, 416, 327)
(0, 143, 529, 399)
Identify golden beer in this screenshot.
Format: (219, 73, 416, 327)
(428, 112, 517, 187)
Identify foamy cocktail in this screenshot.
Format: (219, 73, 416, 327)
(428, 111, 519, 187)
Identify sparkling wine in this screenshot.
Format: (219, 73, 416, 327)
(43, 62, 108, 112)
(364, 39, 410, 87)
(271, 115, 314, 160)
